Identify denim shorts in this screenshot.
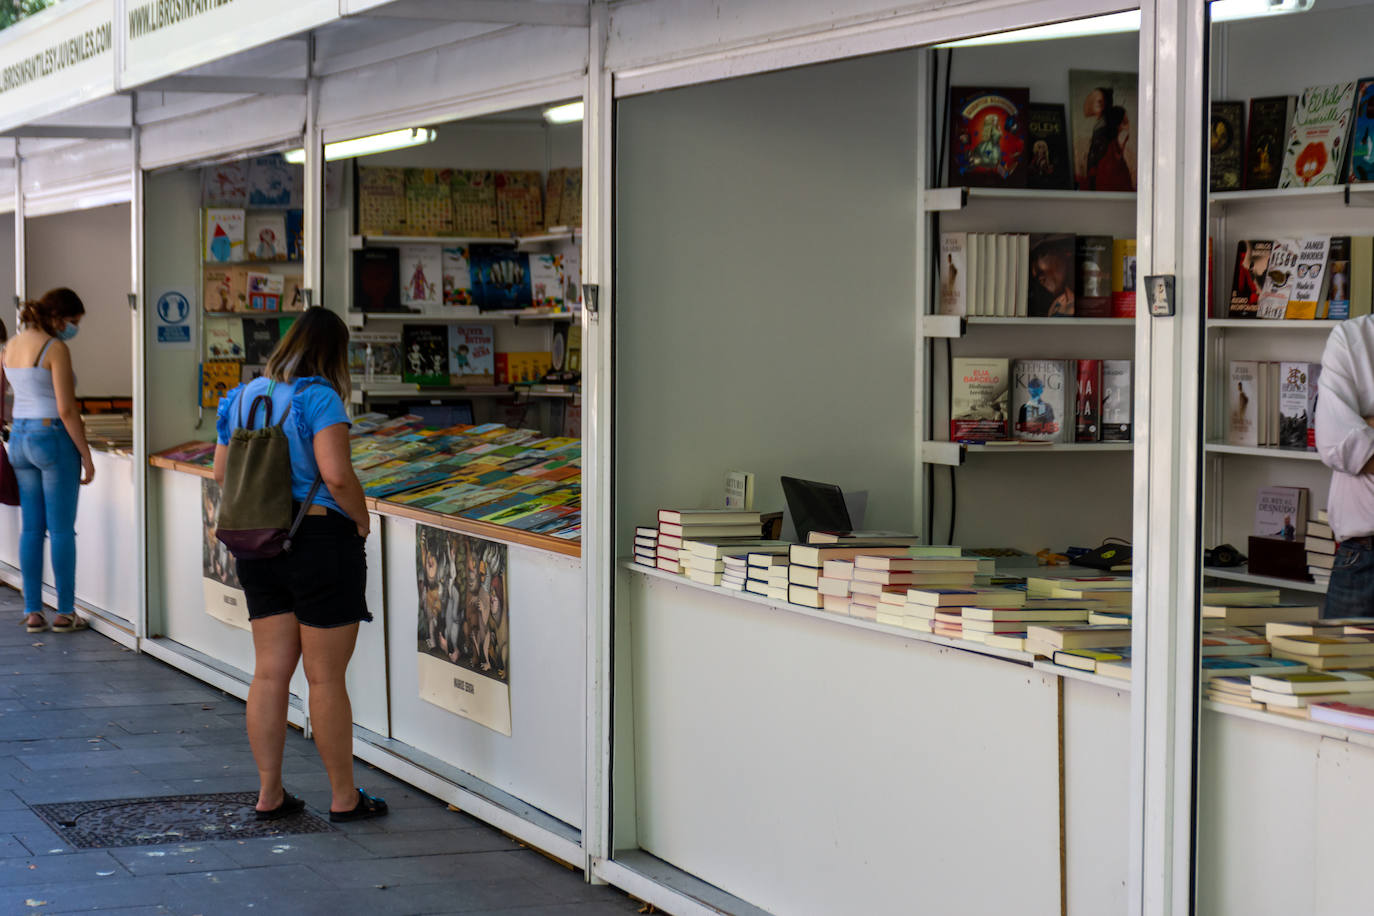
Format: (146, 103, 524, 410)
(1323, 539, 1374, 619)
(234, 507, 371, 628)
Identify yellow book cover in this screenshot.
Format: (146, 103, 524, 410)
(201, 360, 242, 408)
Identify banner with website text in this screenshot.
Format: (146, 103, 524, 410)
(0, 0, 114, 133)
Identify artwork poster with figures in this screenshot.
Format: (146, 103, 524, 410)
(415, 525, 512, 735)
(201, 479, 250, 631)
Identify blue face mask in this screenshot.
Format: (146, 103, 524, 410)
(56, 322, 78, 341)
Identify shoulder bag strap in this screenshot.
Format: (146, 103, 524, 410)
(280, 379, 323, 552)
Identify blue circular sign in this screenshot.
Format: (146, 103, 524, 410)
(156, 291, 189, 324)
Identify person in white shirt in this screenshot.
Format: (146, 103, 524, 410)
(1315, 317, 1374, 617)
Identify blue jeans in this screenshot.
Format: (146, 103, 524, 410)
(1324, 539, 1374, 619)
(9, 419, 80, 616)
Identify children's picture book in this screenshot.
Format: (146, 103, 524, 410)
(1111, 238, 1137, 318)
(1068, 70, 1138, 191)
(404, 168, 454, 237)
(449, 324, 495, 384)
(470, 245, 533, 311)
(202, 162, 247, 207)
(946, 86, 1030, 188)
(1027, 233, 1076, 317)
(1210, 101, 1245, 192)
(349, 330, 403, 385)
(1012, 359, 1070, 442)
(1228, 240, 1272, 318)
(451, 169, 498, 237)
(529, 253, 565, 310)
(1075, 359, 1102, 442)
(1350, 78, 1374, 183)
(1257, 238, 1300, 319)
(353, 248, 402, 313)
(203, 267, 246, 313)
(1100, 359, 1132, 442)
(495, 170, 544, 236)
(1255, 486, 1308, 542)
(950, 357, 1010, 442)
(1228, 360, 1259, 447)
(1279, 83, 1357, 188)
(1025, 102, 1072, 190)
(280, 274, 306, 312)
(242, 318, 282, 364)
(246, 272, 284, 312)
(442, 246, 474, 306)
(205, 208, 244, 263)
(357, 166, 407, 236)
(201, 359, 242, 408)
(939, 232, 967, 316)
(1328, 236, 1352, 320)
(1278, 362, 1320, 451)
(500, 351, 554, 384)
(402, 325, 451, 386)
(205, 320, 246, 360)
(1075, 235, 1112, 317)
(399, 244, 443, 310)
(247, 154, 299, 207)
(285, 209, 303, 260)
(244, 212, 287, 261)
(1286, 237, 1330, 319)
(1245, 96, 1295, 189)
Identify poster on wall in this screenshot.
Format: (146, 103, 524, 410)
(202, 479, 250, 631)
(415, 524, 511, 736)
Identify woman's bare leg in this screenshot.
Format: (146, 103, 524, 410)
(247, 613, 302, 811)
(299, 622, 360, 812)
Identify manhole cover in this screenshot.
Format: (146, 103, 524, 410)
(31, 792, 335, 848)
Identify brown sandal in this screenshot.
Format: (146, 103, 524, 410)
(24, 614, 47, 634)
(51, 615, 87, 633)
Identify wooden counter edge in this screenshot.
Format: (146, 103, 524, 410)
(368, 497, 581, 558)
(148, 454, 214, 479)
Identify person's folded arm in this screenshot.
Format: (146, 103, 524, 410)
(1317, 324, 1374, 476)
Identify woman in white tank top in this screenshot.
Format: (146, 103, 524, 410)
(3, 289, 94, 633)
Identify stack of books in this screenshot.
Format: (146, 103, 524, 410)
(1051, 646, 1133, 680)
(959, 601, 1096, 651)
(1306, 511, 1335, 589)
(1249, 670, 1374, 719)
(655, 508, 763, 575)
(1310, 700, 1374, 732)
(1201, 598, 1319, 628)
(1026, 624, 1133, 662)
(816, 559, 854, 615)
(785, 540, 918, 615)
(1208, 674, 1266, 710)
(903, 587, 1028, 636)
(722, 554, 750, 591)
(682, 539, 788, 587)
(746, 553, 790, 600)
(1269, 631, 1374, 671)
(633, 527, 657, 568)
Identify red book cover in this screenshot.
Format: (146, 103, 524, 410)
(1075, 359, 1103, 442)
(494, 352, 509, 385)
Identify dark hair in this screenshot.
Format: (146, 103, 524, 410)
(265, 307, 350, 400)
(19, 288, 84, 338)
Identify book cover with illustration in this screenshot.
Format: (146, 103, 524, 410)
(247, 154, 300, 208)
(1278, 362, 1320, 451)
(1027, 233, 1076, 317)
(1026, 102, 1072, 190)
(451, 169, 498, 237)
(1068, 70, 1138, 191)
(201, 360, 242, 409)
(242, 318, 282, 365)
(1228, 240, 1272, 318)
(348, 330, 403, 385)
(495, 170, 544, 236)
(1286, 237, 1330, 319)
(357, 166, 407, 236)
(1255, 486, 1308, 542)
(1075, 359, 1102, 442)
(1210, 101, 1245, 191)
(1011, 359, 1071, 442)
(1228, 360, 1259, 447)
(402, 325, 450, 386)
(285, 209, 303, 260)
(1075, 235, 1113, 317)
(946, 86, 1030, 189)
(204, 208, 245, 263)
(470, 245, 532, 311)
(1245, 96, 1295, 189)
(1111, 238, 1137, 318)
(529, 254, 565, 310)
(1279, 83, 1356, 188)
(205, 320, 245, 360)
(244, 212, 287, 261)
(1328, 236, 1352, 319)
(1257, 238, 1300, 318)
(201, 162, 247, 207)
(442, 246, 474, 306)
(399, 244, 443, 310)
(280, 274, 306, 312)
(939, 232, 967, 316)
(246, 272, 283, 312)
(1350, 78, 1374, 183)
(203, 267, 246, 313)
(404, 168, 454, 237)
(1101, 359, 1132, 442)
(449, 324, 495, 384)
(950, 357, 1010, 442)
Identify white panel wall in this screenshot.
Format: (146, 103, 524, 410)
(25, 203, 132, 398)
(137, 95, 304, 172)
(615, 52, 918, 544)
(1062, 679, 1130, 914)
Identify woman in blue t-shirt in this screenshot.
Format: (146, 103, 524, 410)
(214, 308, 387, 823)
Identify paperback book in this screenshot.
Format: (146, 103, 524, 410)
(1012, 359, 1071, 443)
(1210, 101, 1245, 192)
(1256, 238, 1300, 319)
(1286, 237, 1330, 319)
(1228, 240, 1271, 318)
(946, 86, 1030, 188)
(402, 325, 451, 386)
(353, 248, 402, 313)
(244, 212, 287, 261)
(1350, 78, 1374, 183)
(1027, 233, 1076, 317)
(1279, 83, 1356, 188)
(1111, 238, 1136, 317)
(1245, 96, 1295, 190)
(442, 247, 475, 306)
(1278, 362, 1320, 451)
(1075, 359, 1102, 442)
(1068, 69, 1138, 191)
(939, 232, 967, 316)
(1025, 102, 1072, 190)
(1228, 360, 1259, 447)
(1100, 359, 1132, 442)
(348, 330, 403, 385)
(399, 244, 443, 310)
(205, 208, 245, 263)
(448, 324, 495, 384)
(1075, 235, 1112, 317)
(1255, 486, 1308, 542)
(950, 357, 1010, 442)
(1328, 237, 1352, 320)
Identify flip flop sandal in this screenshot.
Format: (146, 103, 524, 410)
(329, 788, 388, 823)
(50, 616, 87, 633)
(254, 791, 306, 821)
(24, 616, 47, 634)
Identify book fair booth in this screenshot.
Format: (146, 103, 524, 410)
(4, 0, 1374, 914)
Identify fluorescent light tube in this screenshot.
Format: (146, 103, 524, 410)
(542, 101, 584, 124)
(282, 127, 437, 164)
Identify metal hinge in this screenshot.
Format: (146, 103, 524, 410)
(584, 284, 600, 320)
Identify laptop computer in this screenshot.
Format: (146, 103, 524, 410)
(780, 476, 853, 544)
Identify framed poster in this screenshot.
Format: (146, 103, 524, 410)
(201, 480, 249, 631)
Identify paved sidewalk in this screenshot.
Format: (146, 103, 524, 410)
(0, 588, 640, 916)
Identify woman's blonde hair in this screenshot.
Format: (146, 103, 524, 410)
(264, 307, 351, 400)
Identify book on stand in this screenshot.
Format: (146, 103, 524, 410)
(950, 357, 1010, 442)
(1350, 78, 1374, 183)
(1075, 235, 1113, 317)
(1012, 359, 1072, 443)
(1279, 82, 1357, 188)
(1210, 101, 1245, 192)
(1075, 359, 1102, 442)
(1100, 360, 1133, 442)
(1026, 102, 1072, 190)
(1256, 239, 1300, 319)
(1244, 96, 1295, 190)
(946, 87, 1030, 189)
(1286, 237, 1330, 319)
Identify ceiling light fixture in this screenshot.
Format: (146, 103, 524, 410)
(542, 101, 584, 124)
(282, 127, 437, 164)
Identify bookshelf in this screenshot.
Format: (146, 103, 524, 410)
(1202, 565, 1325, 595)
(1203, 443, 1323, 461)
(922, 187, 1136, 211)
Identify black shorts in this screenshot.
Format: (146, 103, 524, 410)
(235, 507, 372, 629)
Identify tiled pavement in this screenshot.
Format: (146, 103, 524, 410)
(0, 587, 642, 916)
